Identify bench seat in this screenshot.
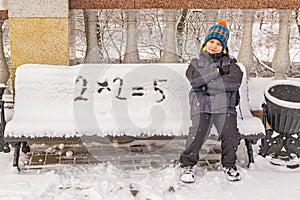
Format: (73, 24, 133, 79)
(3, 63, 265, 169)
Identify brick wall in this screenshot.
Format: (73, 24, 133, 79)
(69, 0, 300, 9)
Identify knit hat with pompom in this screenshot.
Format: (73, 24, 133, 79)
(203, 20, 230, 51)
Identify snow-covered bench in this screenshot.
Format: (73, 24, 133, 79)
(4, 63, 265, 169)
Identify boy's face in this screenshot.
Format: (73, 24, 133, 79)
(206, 39, 223, 54)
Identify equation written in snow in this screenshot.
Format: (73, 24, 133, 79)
(74, 76, 168, 103)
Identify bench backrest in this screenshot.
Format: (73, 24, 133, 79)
(5, 63, 253, 138)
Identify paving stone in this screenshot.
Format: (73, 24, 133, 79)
(20, 139, 221, 171)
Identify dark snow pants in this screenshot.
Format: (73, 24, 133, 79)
(180, 113, 240, 168)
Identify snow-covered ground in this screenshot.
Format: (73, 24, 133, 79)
(1, 149, 300, 200)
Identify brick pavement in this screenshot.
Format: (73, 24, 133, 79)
(20, 139, 222, 171)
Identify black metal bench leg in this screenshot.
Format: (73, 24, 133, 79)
(1, 97, 11, 153)
(244, 138, 254, 167)
(0, 134, 5, 152)
(21, 142, 30, 153)
(2, 142, 10, 153)
(13, 142, 21, 171)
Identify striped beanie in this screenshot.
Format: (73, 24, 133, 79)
(203, 20, 230, 51)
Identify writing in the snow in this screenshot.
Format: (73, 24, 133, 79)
(74, 76, 167, 103)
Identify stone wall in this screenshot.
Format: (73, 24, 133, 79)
(8, 0, 70, 87)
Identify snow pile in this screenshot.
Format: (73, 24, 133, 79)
(5, 63, 264, 138)
(248, 78, 274, 111)
(234, 64, 264, 135)
(5, 64, 80, 137)
(5, 64, 191, 137)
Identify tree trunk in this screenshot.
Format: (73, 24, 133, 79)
(123, 9, 140, 63)
(272, 9, 292, 79)
(295, 9, 300, 37)
(0, 20, 9, 85)
(161, 9, 178, 63)
(237, 9, 255, 75)
(176, 9, 188, 61)
(83, 9, 102, 63)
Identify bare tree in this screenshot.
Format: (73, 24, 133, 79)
(160, 9, 178, 63)
(136, 10, 163, 61)
(185, 10, 206, 58)
(0, 20, 9, 85)
(97, 10, 125, 63)
(84, 9, 102, 63)
(123, 9, 140, 63)
(237, 9, 255, 75)
(204, 9, 218, 29)
(272, 9, 292, 79)
(295, 9, 300, 37)
(177, 9, 188, 61)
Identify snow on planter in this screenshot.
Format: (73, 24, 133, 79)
(264, 80, 300, 134)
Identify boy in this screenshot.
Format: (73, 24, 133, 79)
(179, 20, 243, 183)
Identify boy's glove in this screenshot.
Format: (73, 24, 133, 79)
(192, 84, 210, 95)
(217, 67, 226, 76)
(200, 84, 211, 96)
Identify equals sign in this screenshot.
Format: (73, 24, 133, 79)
(132, 87, 144, 96)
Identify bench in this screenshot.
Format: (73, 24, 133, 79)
(2, 63, 265, 170)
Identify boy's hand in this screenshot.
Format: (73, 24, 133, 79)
(217, 67, 228, 76)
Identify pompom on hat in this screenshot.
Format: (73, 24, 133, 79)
(203, 20, 230, 52)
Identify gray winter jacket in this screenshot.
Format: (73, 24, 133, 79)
(186, 51, 243, 116)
